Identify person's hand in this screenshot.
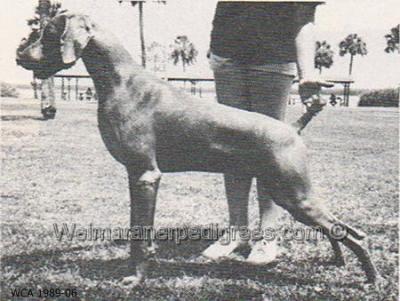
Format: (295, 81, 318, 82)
(298, 78, 333, 105)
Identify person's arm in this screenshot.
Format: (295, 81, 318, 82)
(296, 21, 317, 81)
(294, 4, 333, 102)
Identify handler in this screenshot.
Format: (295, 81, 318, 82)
(203, 0, 332, 264)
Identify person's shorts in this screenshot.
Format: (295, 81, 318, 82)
(208, 52, 297, 77)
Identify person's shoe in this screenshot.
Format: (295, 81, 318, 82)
(246, 239, 280, 265)
(41, 106, 56, 119)
(202, 232, 250, 262)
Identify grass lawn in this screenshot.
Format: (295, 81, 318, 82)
(1, 97, 398, 300)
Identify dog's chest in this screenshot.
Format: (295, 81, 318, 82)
(97, 104, 129, 164)
(97, 101, 154, 165)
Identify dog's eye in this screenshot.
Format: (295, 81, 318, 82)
(17, 31, 40, 52)
(28, 31, 41, 43)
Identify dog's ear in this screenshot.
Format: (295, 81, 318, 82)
(60, 15, 93, 64)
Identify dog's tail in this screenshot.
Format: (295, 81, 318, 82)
(291, 97, 327, 134)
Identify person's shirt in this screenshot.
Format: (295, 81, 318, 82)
(210, 1, 325, 66)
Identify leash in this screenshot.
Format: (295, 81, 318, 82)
(291, 95, 327, 135)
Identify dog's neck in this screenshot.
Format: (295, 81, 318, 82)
(81, 28, 143, 103)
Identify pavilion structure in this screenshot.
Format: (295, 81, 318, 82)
(53, 74, 355, 105)
(326, 78, 355, 107)
(54, 75, 92, 101)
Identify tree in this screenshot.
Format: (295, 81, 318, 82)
(147, 41, 168, 73)
(314, 40, 334, 74)
(118, 1, 167, 68)
(339, 34, 367, 75)
(385, 24, 399, 54)
(384, 25, 400, 102)
(170, 36, 198, 72)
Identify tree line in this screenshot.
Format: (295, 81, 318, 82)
(316, 26, 399, 76)
(25, 2, 399, 78)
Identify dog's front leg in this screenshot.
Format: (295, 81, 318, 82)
(122, 166, 162, 286)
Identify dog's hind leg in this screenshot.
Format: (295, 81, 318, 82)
(265, 139, 377, 282)
(268, 169, 377, 283)
(122, 164, 161, 286)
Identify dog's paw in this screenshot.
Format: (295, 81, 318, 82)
(331, 256, 345, 267)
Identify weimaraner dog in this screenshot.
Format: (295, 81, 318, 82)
(16, 13, 377, 284)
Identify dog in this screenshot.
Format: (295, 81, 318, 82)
(16, 13, 377, 285)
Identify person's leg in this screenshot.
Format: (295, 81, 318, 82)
(245, 70, 294, 264)
(40, 78, 56, 119)
(202, 66, 252, 260)
(214, 66, 251, 111)
(249, 177, 282, 264)
(247, 70, 293, 119)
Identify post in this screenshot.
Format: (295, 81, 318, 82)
(75, 78, 79, 101)
(343, 82, 351, 107)
(61, 77, 65, 100)
(67, 78, 71, 101)
(138, 2, 146, 68)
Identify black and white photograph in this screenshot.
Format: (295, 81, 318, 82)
(1, 0, 399, 300)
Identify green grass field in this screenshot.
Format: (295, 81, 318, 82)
(1, 97, 398, 300)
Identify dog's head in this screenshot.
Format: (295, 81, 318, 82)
(16, 14, 93, 79)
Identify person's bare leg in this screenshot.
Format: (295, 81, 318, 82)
(202, 66, 252, 260)
(246, 71, 294, 264)
(247, 71, 293, 120)
(202, 174, 252, 260)
(247, 178, 281, 264)
(40, 77, 56, 119)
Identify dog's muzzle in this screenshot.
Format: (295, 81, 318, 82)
(16, 49, 37, 70)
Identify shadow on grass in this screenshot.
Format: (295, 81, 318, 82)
(1, 238, 365, 290)
(1, 115, 46, 121)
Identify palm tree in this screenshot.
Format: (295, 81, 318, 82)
(384, 25, 400, 102)
(339, 34, 367, 75)
(385, 24, 399, 54)
(118, 1, 166, 68)
(314, 41, 334, 74)
(170, 36, 198, 72)
(147, 41, 167, 73)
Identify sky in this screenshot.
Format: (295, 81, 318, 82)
(1, 0, 399, 89)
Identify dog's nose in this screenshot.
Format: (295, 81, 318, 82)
(16, 53, 25, 65)
(15, 54, 33, 69)
(16, 53, 23, 64)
